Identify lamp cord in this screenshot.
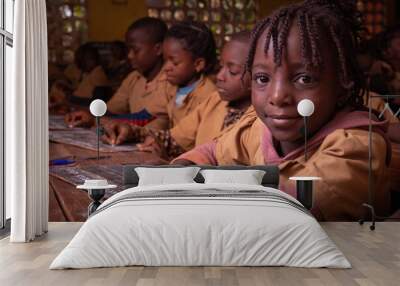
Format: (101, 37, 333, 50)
(304, 116, 308, 161)
(96, 117, 100, 161)
(359, 95, 376, 230)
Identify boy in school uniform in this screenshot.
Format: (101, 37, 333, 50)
(72, 47, 109, 101)
(49, 43, 109, 111)
(106, 41, 132, 90)
(65, 17, 174, 130)
(63, 63, 82, 90)
(173, 0, 391, 221)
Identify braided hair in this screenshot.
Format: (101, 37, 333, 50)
(245, 0, 365, 108)
(166, 21, 217, 75)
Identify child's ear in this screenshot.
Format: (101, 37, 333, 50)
(194, 58, 206, 73)
(154, 43, 163, 57)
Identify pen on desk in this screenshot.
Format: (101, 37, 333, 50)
(49, 159, 75, 166)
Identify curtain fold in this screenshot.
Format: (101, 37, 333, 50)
(8, 0, 49, 242)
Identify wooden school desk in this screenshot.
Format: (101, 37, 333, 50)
(48, 128, 400, 222)
(49, 141, 166, 222)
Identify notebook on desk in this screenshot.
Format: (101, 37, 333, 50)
(49, 129, 137, 152)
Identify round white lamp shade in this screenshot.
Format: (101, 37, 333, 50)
(297, 99, 315, 117)
(89, 99, 107, 117)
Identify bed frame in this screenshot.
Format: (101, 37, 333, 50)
(122, 165, 280, 189)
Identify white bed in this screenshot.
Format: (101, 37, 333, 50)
(50, 183, 350, 269)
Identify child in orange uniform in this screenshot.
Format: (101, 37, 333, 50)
(101, 21, 219, 143)
(65, 17, 173, 130)
(173, 0, 391, 221)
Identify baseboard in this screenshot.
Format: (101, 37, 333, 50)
(0, 218, 11, 239)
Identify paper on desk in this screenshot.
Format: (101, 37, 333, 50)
(49, 129, 137, 152)
(49, 115, 76, 130)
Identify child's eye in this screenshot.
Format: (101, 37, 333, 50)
(296, 75, 315, 85)
(253, 74, 270, 86)
(229, 69, 240, 76)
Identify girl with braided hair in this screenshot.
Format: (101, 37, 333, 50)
(173, 0, 391, 221)
(101, 21, 217, 144)
(162, 20, 218, 127)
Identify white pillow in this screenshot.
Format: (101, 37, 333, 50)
(135, 167, 201, 186)
(200, 169, 266, 185)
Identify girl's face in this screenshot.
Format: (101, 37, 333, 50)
(216, 40, 251, 102)
(126, 28, 162, 75)
(163, 38, 205, 87)
(251, 24, 342, 144)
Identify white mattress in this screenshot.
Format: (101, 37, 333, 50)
(50, 183, 350, 269)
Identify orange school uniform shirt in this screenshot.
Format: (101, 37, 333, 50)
(64, 63, 82, 89)
(73, 66, 109, 99)
(166, 76, 217, 128)
(170, 91, 250, 151)
(107, 70, 175, 130)
(176, 108, 391, 221)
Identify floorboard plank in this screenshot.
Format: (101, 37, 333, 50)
(0, 222, 399, 286)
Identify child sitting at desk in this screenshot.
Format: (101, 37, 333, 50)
(49, 43, 109, 111)
(100, 21, 218, 142)
(101, 31, 252, 159)
(161, 20, 218, 127)
(65, 17, 174, 130)
(172, 0, 391, 221)
(106, 40, 132, 89)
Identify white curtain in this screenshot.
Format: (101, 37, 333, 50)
(7, 0, 49, 242)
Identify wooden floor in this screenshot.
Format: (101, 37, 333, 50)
(0, 222, 399, 286)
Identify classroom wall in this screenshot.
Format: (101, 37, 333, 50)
(87, 0, 147, 42)
(86, 0, 300, 42)
(259, 0, 300, 17)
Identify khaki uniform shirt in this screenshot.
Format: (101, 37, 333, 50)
(166, 76, 217, 128)
(170, 91, 227, 151)
(64, 63, 82, 89)
(177, 109, 391, 221)
(73, 66, 109, 99)
(107, 70, 175, 130)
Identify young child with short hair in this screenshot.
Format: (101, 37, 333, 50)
(49, 43, 109, 111)
(65, 17, 173, 130)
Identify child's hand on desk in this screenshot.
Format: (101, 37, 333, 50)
(136, 135, 166, 157)
(101, 121, 135, 145)
(64, 110, 94, 128)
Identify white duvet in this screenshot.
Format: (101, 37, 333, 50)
(50, 183, 351, 269)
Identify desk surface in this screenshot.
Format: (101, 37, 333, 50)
(49, 141, 400, 222)
(1, 222, 399, 286)
(49, 141, 166, 222)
